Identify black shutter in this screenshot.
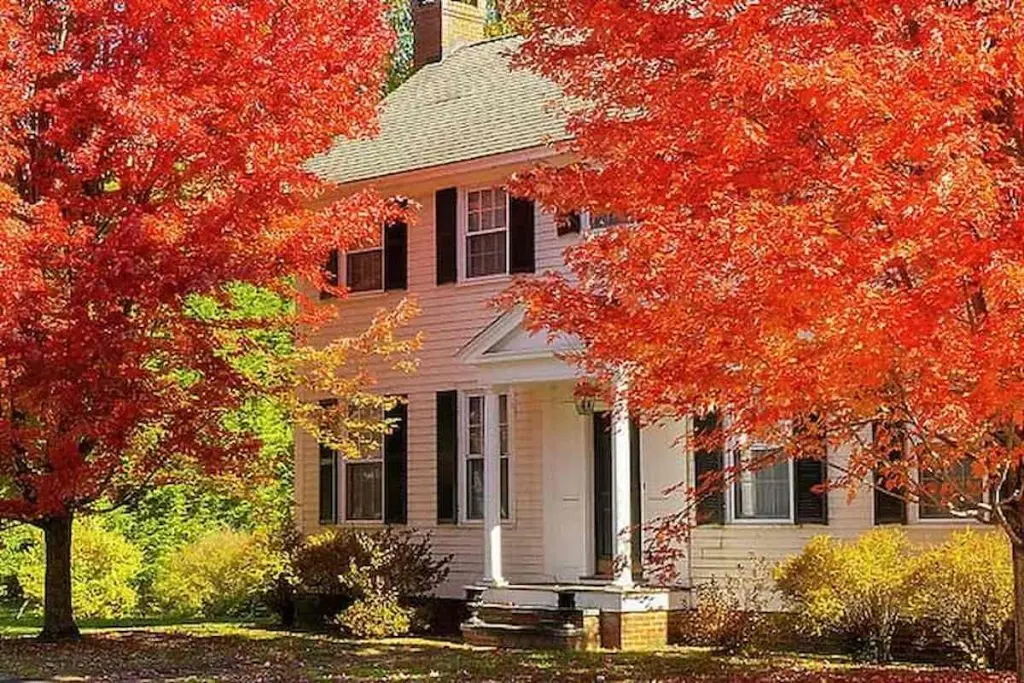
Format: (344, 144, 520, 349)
(318, 399, 338, 524)
(556, 211, 582, 236)
(318, 442, 337, 525)
(384, 400, 408, 524)
(435, 188, 458, 285)
(436, 390, 458, 523)
(693, 411, 725, 525)
(873, 422, 908, 525)
(795, 460, 828, 524)
(509, 197, 536, 274)
(320, 249, 340, 300)
(793, 416, 828, 524)
(384, 221, 408, 291)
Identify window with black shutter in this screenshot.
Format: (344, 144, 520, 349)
(384, 400, 408, 524)
(436, 390, 459, 523)
(693, 410, 725, 525)
(873, 422, 908, 525)
(435, 188, 458, 285)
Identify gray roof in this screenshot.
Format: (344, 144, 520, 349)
(307, 36, 569, 185)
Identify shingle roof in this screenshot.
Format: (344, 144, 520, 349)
(306, 36, 569, 185)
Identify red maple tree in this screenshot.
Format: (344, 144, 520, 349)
(506, 0, 1024, 672)
(0, 0, 411, 639)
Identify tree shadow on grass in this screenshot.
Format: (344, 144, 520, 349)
(0, 626, 1015, 682)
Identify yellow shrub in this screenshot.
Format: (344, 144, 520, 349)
(150, 530, 284, 618)
(774, 528, 918, 663)
(19, 518, 142, 620)
(911, 529, 1013, 668)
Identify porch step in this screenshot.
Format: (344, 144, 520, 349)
(461, 604, 600, 651)
(477, 603, 588, 629)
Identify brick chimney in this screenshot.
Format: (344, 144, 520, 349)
(412, 0, 487, 71)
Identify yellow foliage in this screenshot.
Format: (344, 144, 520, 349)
(911, 529, 1013, 668)
(774, 528, 917, 662)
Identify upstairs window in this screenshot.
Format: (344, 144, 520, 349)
(346, 227, 384, 293)
(465, 188, 509, 278)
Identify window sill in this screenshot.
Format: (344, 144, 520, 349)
(458, 518, 517, 527)
(914, 516, 974, 525)
(345, 288, 387, 299)
(339, 519, 387, 526)
(455, 273, 513, 288)
(727, 518, 794, 526)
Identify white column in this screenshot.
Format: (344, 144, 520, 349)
(482, 388, 506, 586)
(611, 374, 634, 588)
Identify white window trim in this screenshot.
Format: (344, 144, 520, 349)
(458, 186, 511, 282)
(458, 391, 515, 525)
(725, 439, 795, 525)
(341, 224, 386, 296)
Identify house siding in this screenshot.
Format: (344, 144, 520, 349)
(297, 160, 974, 601)
(296, 162, 577, 596)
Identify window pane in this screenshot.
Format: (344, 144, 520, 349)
(735, 453, 790, 520)
(346, 462, 383, 521)
(591, 213, 630, 230)
(468, 396, 483, 455)
(467, 458, 484, 520)
(346, 250, 383, 292)
(499, 395, 509, 456)
(920, 459, 974, 519)
(467, 232, 507, 278)
(500, 456, 509, 519)
(494, 190, 508, 228)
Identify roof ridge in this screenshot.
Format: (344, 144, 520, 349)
(444, 33, 522, 59)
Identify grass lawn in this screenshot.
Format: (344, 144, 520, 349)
(0, 622, 1014, 682)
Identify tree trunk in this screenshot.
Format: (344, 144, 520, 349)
(1013, 541, 1024, 681)
(38, 515, 79, 642)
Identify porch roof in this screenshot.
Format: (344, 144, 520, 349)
(456, 308, 584, 384)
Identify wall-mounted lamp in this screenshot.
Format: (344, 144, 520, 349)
(574, 395, 596, 416)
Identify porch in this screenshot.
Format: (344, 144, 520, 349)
(454, 309, 692, 650)
(460, 582, 690, 650)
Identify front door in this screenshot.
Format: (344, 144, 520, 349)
(593, 412, 642, 577)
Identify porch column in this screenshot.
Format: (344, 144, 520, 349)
(611, 373, 634, 588)
(482, 388, 506, 586)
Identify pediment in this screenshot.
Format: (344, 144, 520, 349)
(457, 307, 580, 366)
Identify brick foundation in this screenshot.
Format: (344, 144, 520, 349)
(599, 610, 669, 650)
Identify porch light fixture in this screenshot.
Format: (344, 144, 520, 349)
(574, 395, 596, 416)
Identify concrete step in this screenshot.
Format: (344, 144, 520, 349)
(461, 620, 594, 651)
(476, 603, 586, 629)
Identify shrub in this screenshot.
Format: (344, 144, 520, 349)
(689, 568, 771, 655)
(291, 527, 451, 601)
(334, 594, 412, 639)
(0, 524, 35, 606)
(17, 518, 143, 620)
(774, 528, 917, 663)
(911, 529, 1013, 668)
(150, 530, 285, 619)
